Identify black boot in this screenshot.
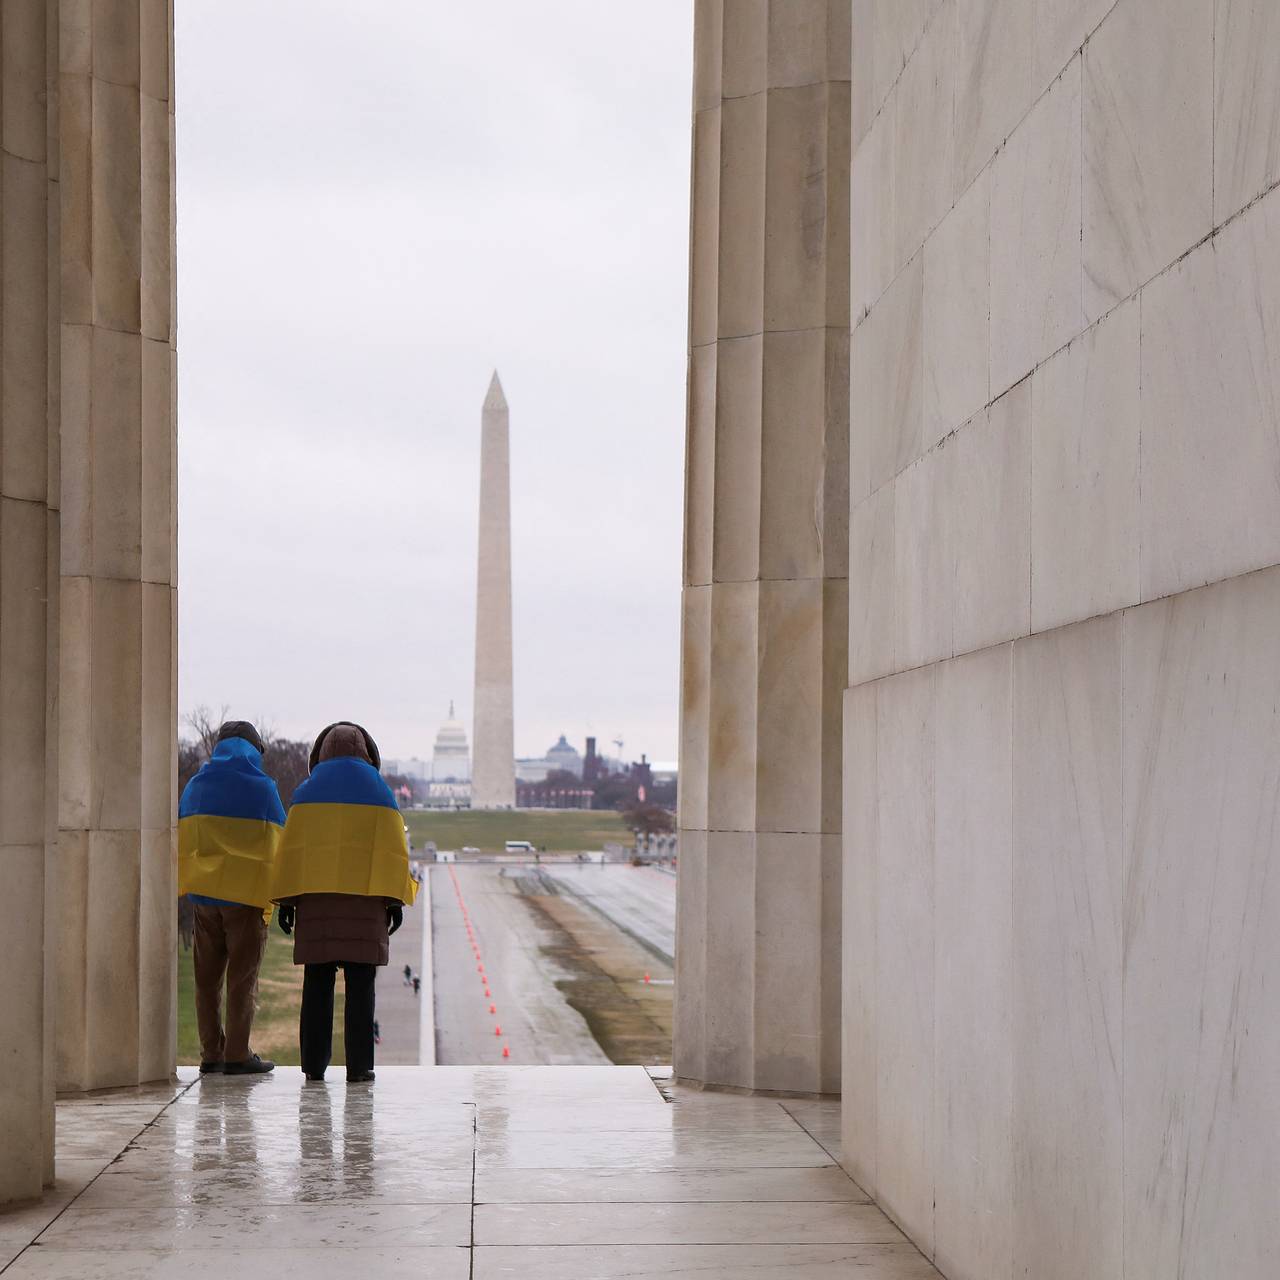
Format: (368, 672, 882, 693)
(224, 1053, 274, 1075)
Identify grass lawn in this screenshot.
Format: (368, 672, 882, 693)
(404, 807, 633, 854)
(177, 921, 345, 1067)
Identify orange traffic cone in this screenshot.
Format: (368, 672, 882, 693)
(502, 1045, 510, 1058)
(489, 1003, 496, 1014)
(494, 1025, 502, 1036)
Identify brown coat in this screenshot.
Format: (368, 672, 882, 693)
(291, 893, 390, 966)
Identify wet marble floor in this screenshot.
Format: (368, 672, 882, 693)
(0, 1067, 942, 1278)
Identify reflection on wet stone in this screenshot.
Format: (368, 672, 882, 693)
(0, 1068, 940, 1278)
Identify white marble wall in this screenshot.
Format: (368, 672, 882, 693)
(845, 573, 1280, 1279)
(677, 0, 850, 1095)
(843, 1, 1280, 1276)
(1120, 571, 1280, 1280)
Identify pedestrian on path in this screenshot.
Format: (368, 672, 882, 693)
(273, 722, 417, 1084)
(178, 720, 285, 1076)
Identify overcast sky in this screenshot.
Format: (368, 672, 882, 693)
(176, 3, 692, 764)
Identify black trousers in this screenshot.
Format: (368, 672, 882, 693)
(300, 962, 377, 1078)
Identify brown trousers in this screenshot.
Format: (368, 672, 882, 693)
(193, 902, 268, 1064)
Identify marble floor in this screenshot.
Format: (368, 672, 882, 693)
(0, 1067, 942, 1278)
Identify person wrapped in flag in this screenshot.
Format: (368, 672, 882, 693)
(178, 720, 286, 1077)
(272, 721, 416, 1083)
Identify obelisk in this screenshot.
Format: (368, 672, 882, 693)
(470, 372, 516, 808)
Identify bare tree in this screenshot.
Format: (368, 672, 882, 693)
(260, 728, 310, 809)
(183, 705, 230, 759)
(178, 709, 311, 807)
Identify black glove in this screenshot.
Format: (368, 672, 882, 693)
(278, 904, 295, 935)
(387, 903, 403, 936)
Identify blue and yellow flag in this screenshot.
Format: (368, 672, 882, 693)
(178, 737, 287, 910)
(270, 757, 417, 905)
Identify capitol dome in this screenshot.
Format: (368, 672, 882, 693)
(432, 703, 471, 782)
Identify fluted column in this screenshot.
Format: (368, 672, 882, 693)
(0, 0, 58, 1202)
(676, 0, 850, 1094)
(55, 0, 176, 1092)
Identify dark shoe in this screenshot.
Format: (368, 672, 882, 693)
(305, 1073, 325, 1082)
(224, 1054, 274, 1075)
(199, 1061, 224, 1074)
(347, 1071, 375, 1083)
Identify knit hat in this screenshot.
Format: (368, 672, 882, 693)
(309, 721, 381, 772)
(216, 720, 266, 755)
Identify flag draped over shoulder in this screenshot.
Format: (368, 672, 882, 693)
(178, 737, 287, 909)
(270, 757, 417, 905)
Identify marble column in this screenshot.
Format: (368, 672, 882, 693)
(0, 0, 58, 1202)
(55, 0, 177, 1093)
(471, 372, 516, 809)
(677, 0, 850, 1095)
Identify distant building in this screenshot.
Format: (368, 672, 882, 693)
(516, 779, 594, 809)
(515, 733, 584, 785)
(432, 703, 471, 782)
(425, 780, 471, 809)
(647, 758, 678, 808)
(515, 758, 550, 784)
(381, 756, 430, 783)
(632, 755, 654, 791)
(544, 734, 583, 778)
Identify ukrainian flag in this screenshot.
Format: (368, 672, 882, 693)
(270, 757, 418, 905)
(178, 737, 287, 910)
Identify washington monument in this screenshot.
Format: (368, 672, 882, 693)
(470, 371, 516, 808)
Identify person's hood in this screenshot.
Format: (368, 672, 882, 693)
(211, 735, 265, 768)
(308, 721, 381, 772)
(180, 735, 285, 825)
(216, 719, 266, 754)
(290, 755, 391, 807)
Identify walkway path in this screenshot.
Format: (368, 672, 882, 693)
(430, 864, 610, 1065)
(374, 890, 427, 1065)
(0, 1068, 944, 1278)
